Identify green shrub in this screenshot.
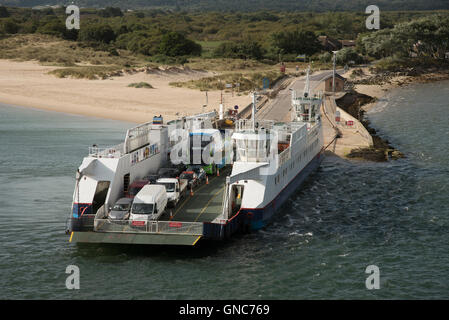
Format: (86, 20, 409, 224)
(36, 19, 78, 40)
(78, 24, 116, 44)
(159, 32, 202, 57)
(0, 6, 10, 18)
(98, 7, 123, 18)
(0, 19, 19, 34)
(128, 82, 154, 88)
(271, 29, 321, 55)
(213, 40, 264, 60)
(336, 48, 365, 65)
(318, 52, 332, 63)
(147, 54, 188, 65)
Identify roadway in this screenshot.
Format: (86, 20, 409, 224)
(159, 166, 230, 223)
(257, 70, 343, 122)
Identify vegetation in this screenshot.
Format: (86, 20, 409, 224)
(4, 1, 449, 12)
(357, 15, 449, 71)
(48, 66, 120, 80)
(336, 47, 365, 65)
(213, 40, 264, 60)
(0, 6, 10, 18)
(271, 30, 321, 56)
(128, 82, 154, 88)
(1, 6, 449, 79)
(78, 24, 116, 43)
(170, 70, 283, 92)
(159, 31, 202, 57)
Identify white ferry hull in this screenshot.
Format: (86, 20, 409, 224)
(242, 151, 323, 230)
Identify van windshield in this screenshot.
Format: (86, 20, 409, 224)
(132, 203, 154, 215)
(159, 182, 176, 192)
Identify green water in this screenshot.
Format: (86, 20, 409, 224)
(0, 81, 448, 299)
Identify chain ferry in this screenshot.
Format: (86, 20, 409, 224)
(67, 74, 324, 246)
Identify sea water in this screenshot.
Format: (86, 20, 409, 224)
(0, 80, 448, 299)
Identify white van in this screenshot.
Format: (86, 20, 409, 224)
(129, 184, 167, 222)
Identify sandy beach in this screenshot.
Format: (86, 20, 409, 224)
(0, 59, 251, 123)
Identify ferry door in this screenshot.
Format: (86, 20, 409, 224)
(92, 181, 110, 216)
(123, 173, 130, 195)
(230, 185, 244, 216)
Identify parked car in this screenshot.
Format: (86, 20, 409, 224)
(187, 165, 207, 183)
(157, 167, 180, 179)
(126, 178, 150, 199)
(179, 171, 199, 189)
(108, 198, 133, 221)
(143, 174, 160, 184)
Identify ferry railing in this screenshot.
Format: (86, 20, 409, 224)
(125, 124, 152, 154)
(236, 119, 275, 132)
(89, 143, 124, 158)
(93, 219, 204, 236)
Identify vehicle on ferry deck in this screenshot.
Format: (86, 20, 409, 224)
(187, 165, 207, 183)
(143, 174, 160, 185)
(156, 177, 188, 207)
(108, 198, 133, 221)
(157, 167, 181, 179)
(179, 171, 199, 189)
(126, 178, 150, 199)
(129, 185, 167, 223)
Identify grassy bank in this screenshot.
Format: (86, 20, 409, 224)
(169, 70, 283, 92)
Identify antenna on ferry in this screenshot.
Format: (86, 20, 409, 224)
(252, 91, 257, 131)
(303, 65, 310, 98)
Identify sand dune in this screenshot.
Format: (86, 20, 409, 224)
(0, 60, 251, 123)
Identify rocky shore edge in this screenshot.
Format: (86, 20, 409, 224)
(335, 90, 405, 162)
(337, 66, 449, 162)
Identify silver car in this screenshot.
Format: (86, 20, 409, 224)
(108, 198, 133, 221)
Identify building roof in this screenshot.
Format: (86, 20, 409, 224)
(340, 40, 356, 47)
(322, 73, 346, 81)
(319, 36, 342, 51)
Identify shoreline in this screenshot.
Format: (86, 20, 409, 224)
(1, 59, 447, 124)
(335, 68, 449, 161)
(0, 59, 251, 124)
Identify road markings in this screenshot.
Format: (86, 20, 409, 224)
(171, 175, 218, 219)
(194, 186, 225, 222)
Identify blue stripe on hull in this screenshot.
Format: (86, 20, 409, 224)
(243, 153, 323, 231)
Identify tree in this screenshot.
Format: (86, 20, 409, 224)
(0, 19, 19, 34)
(36, 19, 66, 37)
(0, 6, 10, 18)
(98, 7, 124, 18)
(78, 24, 116, 44)
(271, 29, 321, 55)
(318, 52, 332, 62)
(116, 30, 161, 55)
(358, 15, 449, 60)
(159, 32, 202, 57)
(336, 48, 364, 64)
(214, 40, 264, 60)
